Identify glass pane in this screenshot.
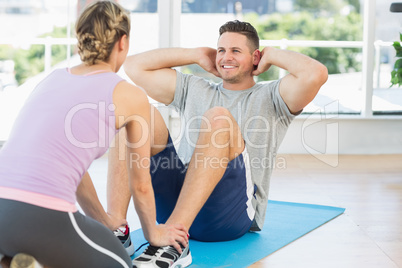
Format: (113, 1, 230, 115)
(120, 0, 157, 13)
(127, 11, 159, 55)
(179, 0, 364, 115)
(179, 12, 234, 84)
(373, 0, 402, 115)
(0, 0, 161, 142)
(300, 47, 363, 115)
(119, 0, 159, 54)
(0, 0, 78, 142)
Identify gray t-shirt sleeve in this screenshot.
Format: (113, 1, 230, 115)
(269, 79, 299, 127)
(169, 70, 212, 113)
(169, 70, 188, 112)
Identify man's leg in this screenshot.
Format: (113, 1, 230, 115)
(107, 105, 169, 221)
(166, 106, 245, 231)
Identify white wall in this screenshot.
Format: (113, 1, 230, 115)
(167, 112, 402, 157)
(279, 116, 402, 155)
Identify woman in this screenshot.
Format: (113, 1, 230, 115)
(0, 1, 188, 267)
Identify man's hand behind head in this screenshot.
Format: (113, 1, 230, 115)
(197, 47, 221, 78)
(252, 47, 271, 77)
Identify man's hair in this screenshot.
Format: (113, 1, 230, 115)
(219, 20, 259, 51)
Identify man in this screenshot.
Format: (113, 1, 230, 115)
(109, 20, 328, 267)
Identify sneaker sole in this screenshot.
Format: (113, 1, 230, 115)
(173, 253, 192, 268)
(10, 253, 41, 268)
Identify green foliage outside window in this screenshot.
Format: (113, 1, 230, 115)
(390, 34, 402, 87)
(0, 26, 74, 85)
(2, 0, 363, 86)
(245, 11, 362, 82)
(182, 0, 362, 83)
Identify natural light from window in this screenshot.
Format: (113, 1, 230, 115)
(0, 0, 401, 143)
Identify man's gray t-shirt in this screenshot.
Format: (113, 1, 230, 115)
(169, 71, 297, 231)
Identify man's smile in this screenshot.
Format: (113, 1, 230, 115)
(221, 65, 237, 69)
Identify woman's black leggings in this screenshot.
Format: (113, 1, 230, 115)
(0, 198, 132, 268)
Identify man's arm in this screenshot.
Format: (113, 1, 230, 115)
(123, 47, 219, 105)
(253, 47, 328, 114)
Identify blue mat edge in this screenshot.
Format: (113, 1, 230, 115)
(268, 199, 346, 212)
(264, 200, 345, 251)
(130, 200, 346, 267)
(188, 201, 345, 267)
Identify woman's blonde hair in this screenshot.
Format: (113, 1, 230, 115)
(76, 0, 130, 65)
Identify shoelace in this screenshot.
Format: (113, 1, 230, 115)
(143, 245, 161, 256)
(164, 246, 181, 260)
(113, 229, 124, 236)
(113, 229, 125, 237)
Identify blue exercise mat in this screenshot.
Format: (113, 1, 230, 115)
(130, 200, 345, 267)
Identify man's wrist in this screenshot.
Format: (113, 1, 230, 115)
(262, 46, 275, 62)
(191, 47, 204, 66)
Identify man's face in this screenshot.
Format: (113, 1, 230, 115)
(216, 32, 257, 84)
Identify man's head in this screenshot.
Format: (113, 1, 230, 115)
(216, 20, 260, 89)
(219, 20, 259, 52)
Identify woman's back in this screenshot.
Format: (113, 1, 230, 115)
(0, 69, 122, 207)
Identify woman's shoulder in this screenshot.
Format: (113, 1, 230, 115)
(114, 80, 148, 102)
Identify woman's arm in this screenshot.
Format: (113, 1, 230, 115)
(113, 81, 189, 252)
(76, 172, 127, 230)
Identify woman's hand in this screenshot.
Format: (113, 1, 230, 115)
(103, 213, 128, 231)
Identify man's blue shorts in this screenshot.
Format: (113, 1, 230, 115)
(150, 134, 255, 242)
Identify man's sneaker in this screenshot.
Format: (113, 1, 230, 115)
(114, 225, 135, 256)
(10, 253, 43, 268)
(132, 244, 192, 268)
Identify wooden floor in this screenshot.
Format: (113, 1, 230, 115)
(251, 154, 402, 268)
(85, 154, 402, 267)
(2, 153, 400, 268)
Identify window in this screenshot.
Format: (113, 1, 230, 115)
(177, 0, 402, 116)
(0, 0, 401, 143)
(0, 0, 78, 141)
(177, 0, 364, 115)
(373, 0, 402, 115)
(0, 0, 160, 142)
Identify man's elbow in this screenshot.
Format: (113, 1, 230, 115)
(304, 63, 328, 101)
(123, 55, 141, 80)
(315, 63, 328, 87)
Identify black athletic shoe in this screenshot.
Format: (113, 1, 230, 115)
(114, 225, 135, 256)
(132, 244, 192, 268)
